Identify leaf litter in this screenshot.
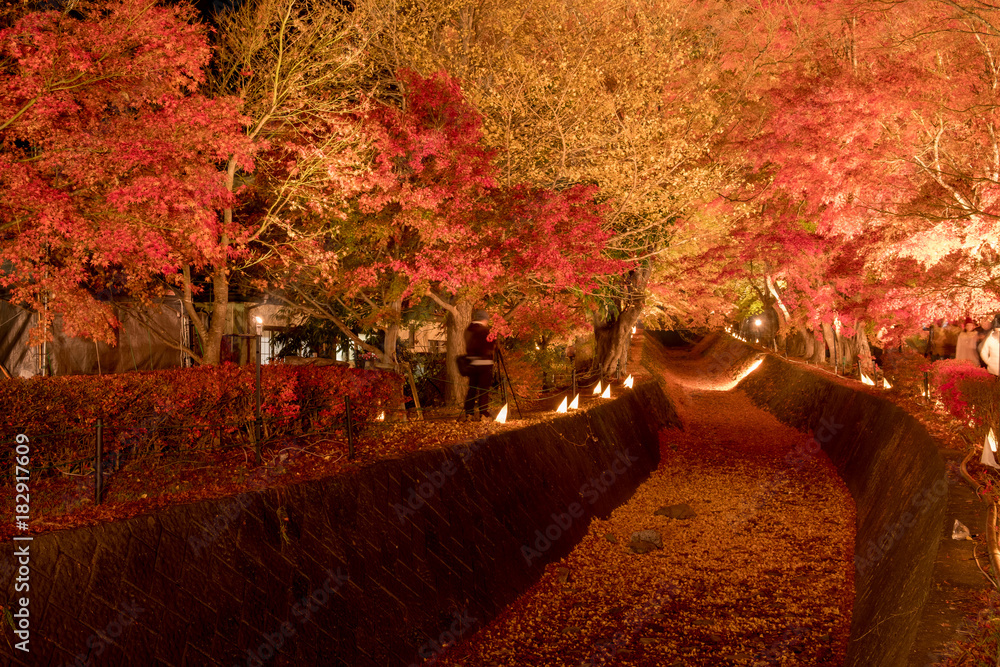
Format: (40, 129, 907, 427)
(434, 340, 855, 666)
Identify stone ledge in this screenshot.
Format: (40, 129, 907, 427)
(694, 334, 968, 667)
(1, 381, 678, 666)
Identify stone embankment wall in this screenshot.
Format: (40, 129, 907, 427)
(695, 334, 947, 667)
(1, 381, 678, 666)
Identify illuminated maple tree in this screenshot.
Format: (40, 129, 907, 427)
(357, 0, 741, 377)
(129, 0, 374, 365)
(702, 0, 1000, 346)
(0, 0, 251, 354)
(272, 70, 615, 403)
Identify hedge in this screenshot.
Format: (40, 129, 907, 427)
(0, 363, 402, 471)
(928, 359, 1000, 443)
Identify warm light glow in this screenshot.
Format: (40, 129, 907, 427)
(623, 374, 634, 388)
(569, 394, 579, 409)
(377, 411, 385, 421)
(860, 372, 875, 386)
(989, 428, 998, 453)
(556, 397, 568, 413)
(495, 404, 508, 423)
(754, 318, 762, 327)
(593, 381, 603, 395)
(882, 378, 892, 389)
(601, 385, 611, 399)
(716, 356, 764, 391)
(255, 316, 263, 324)
(632, 326, 637, 334)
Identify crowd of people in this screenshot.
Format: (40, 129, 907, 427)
(926, 316, 1000, 375)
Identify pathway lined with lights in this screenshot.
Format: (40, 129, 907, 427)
(436, 336, 855, 666)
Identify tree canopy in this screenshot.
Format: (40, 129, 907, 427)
(5, 0, 1000, 379)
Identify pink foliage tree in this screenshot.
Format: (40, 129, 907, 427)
(0, 1, 252, 356)
(276, 70, 618, 403)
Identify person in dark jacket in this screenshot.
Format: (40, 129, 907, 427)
(463, 309, 496, 421)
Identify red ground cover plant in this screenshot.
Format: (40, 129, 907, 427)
(0, 362, 588, 543)
(0, 364, 401, 470)
(928, 360, 999, 436)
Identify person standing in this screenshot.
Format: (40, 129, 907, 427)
(980, 315, 1000, 376)
(462, 309, 496, 421)
(956, 318, 981, 364)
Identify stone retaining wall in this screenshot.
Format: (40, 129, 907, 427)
(1, 381, 677, 666)
(697, 335, 948, 667)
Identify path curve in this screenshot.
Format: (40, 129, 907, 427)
(436, 336, 855, 666)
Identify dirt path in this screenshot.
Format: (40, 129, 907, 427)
(436, 337, 855, 666)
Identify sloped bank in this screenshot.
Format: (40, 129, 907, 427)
(696, 334, 949, 667)
(1, 382, 677, 667)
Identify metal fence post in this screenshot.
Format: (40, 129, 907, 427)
(255, 328, 263, 465)
(924, 371, 930, 402)
(345, 397, 355, 460)
(95, 418, 103, 505)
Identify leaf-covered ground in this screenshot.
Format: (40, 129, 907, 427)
(434, 341, 855, 666)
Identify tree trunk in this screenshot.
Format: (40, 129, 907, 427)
(593, 265, 650, 379)
(197, 164, 236, 366)
(796, 329, 816, 361)
(842, 337, 857, 373)
(200, 265, 230, 365)
(811, 328, 825, 364)
(444, 298, 473, 407)
(822, 322, 836, 366)
(856, 325, 873, 374)
(382, 298, 402, 367)
(786, 328, 805, 357)
(594, 311, 641, 379)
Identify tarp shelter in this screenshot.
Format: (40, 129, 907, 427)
(0, 299, 187, 377)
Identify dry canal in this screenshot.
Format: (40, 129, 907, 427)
(435, 342, 855, 666)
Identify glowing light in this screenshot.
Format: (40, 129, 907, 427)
(717, 356, 764, 391)
(632, 326, 637, 334)
(556, 397, 568, 413)
(601, 385, 612, 399)
(860, 372, 875, 386)
(593, 381, 603, 395)
(882, 378, 892, 389)
(623, 374, 634, 388)
(982, 429, 1000, 469)
(754, 318, 762, 327)
(495, 404, 508, 423)
(377, 411, 385, 421)
(569, 394, 579, 409)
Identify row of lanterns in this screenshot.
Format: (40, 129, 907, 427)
(731, 330, 893, 389)
(552, 375, 635, 415)
(491, 374, 637, 423)
(730, 332, 1000, 473)
(859, 371, 892, 390)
